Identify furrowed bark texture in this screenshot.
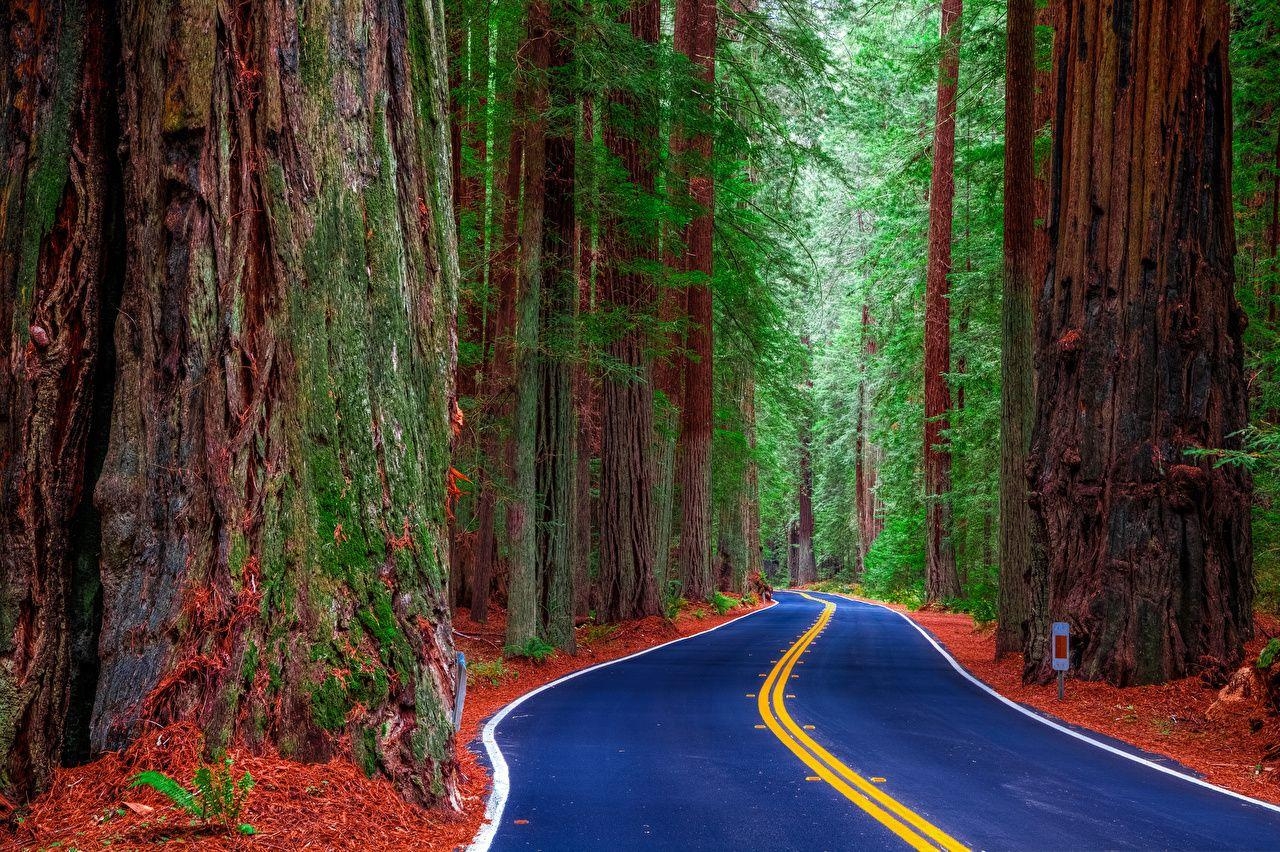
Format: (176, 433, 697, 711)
(1025, 0, 1252, 685)
(506, 5, 548, 650)
(0, 0, 113, 797)
(995, 0, 1036, 656)
(598, 0, 661, 622)
(570, 93, 596, 621)
(671, 0, 717, 603)
(76, 0, 460, 806)
(534, 0, 577, 651)
(923, 0, 963, 604)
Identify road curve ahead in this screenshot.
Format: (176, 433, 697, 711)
(473, 591, 1280, 851)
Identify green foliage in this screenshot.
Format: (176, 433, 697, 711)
(130, 757, 254, 835)
(504, 637, 556, 663)
(1258, 638, 1280, 670)
(468, 657, 516, 687)
(710, 591, 740, 616)
(664, 579, 686, 621)
(578, 623, 620, 645)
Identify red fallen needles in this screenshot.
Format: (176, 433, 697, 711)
(6, 600, 766, 851)
(901, 604, 1280, 805)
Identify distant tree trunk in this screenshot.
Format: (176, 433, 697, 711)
(854, 304, 882, 576)
(713, 359, 753, 594)
(506, 3, 548, 650)
(795, 439, 818, 586)
(923, 0, 963, 604)
(470, 63, 526, 624)
(571, 95, 597, 621)
(651, 306, 680, 596)
(2, 0, 463, 805)
(533, 0, 578, 651)
(995, 0, 1035, 657)
(743, 370, 765, 583)
(794, 336, 817, 586)
(1025, 0, 1252, 685)
(672, 0, 717, 603)
(598, 0, 662, 622)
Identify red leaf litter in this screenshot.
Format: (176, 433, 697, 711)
(4, 600, 768, 852)
(876, 598, 1280, 805)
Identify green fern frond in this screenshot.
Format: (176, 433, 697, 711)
(130, 771, 201, 817)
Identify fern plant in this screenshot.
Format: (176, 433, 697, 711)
(710, 592, 740, 616)
(504, 636, 555, 663)
(131, 756, 256, 836)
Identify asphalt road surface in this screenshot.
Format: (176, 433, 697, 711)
(472, 590, 1280, 851)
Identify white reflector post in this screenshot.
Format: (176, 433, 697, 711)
(1051, 622, 1070, 671)
(1051, 622, 1069, 700)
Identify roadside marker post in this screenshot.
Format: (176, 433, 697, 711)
(454, 651, 467, 729)
(1051, 622, 1069, 700)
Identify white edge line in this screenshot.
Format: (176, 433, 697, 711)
(466, 599, 779, 851)
(803, 589, 1280, 817)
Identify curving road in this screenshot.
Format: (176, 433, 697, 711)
(471, 591, 1280, 851)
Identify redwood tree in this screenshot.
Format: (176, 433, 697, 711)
(923, 0, 963, 604)
(672, 0, 718, 602)
(1025, 0, 1252, 685)
(597, 0, 663, 622)
(995, 0, 1036, 656)
(2, 0, 463, 805)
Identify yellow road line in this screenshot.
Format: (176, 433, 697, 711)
(757, 594, 967, 852)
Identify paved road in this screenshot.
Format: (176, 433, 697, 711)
(473, 591, 1280, 851)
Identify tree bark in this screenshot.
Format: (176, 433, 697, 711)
(995, 0, 1036, 656)
(1025, 0, 1252, 685)
(672, 0, 717, 603)
(571, 95, 597, 621)
(506, 2, 548, 651)
(1, 0, 463, 806)
(534, 0, 578, 651)
(0, 0, 115, 796)
(923, 0, 963, 604)
(597, 0, 662, 623)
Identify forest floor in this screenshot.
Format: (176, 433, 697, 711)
(3, 598, 768, 852)
(830, 592, 1280, 806)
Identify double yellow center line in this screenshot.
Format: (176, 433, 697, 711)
(756, 593, 967, 852)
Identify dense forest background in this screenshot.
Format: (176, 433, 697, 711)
(444, 0, 1280, 628)
(1, 0, 1275, 815)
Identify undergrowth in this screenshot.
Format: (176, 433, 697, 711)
(710, 592, 740, 616)
(504, 637, 556, 663)
(468, 657, 516, 687)
(130, 756, 255, 836)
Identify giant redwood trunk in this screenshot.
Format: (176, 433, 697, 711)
(3, 0, 463, 806)
(923, 0, 963, 604)
(598, 0, 662, 622)
(672, 0, 717, 603)
(0, 0, 115, 795)
(995, 0, 1036, 656)
(1025, 0, 1252, 685)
